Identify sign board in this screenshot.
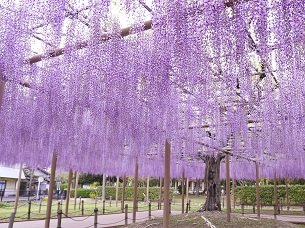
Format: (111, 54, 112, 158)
(38, 177, 44, 183)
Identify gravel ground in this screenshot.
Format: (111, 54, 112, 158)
(126, 211, 300, 228)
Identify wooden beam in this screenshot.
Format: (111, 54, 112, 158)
(27, 0, 250, 65)
(27, 20, 152, 65)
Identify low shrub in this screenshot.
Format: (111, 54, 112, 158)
(234, 185, 305, 206)
(70, 186, 174, 201)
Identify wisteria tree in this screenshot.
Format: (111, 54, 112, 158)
(0, 0, 305, 215)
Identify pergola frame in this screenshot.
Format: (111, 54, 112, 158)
(0, 0, 291, 226)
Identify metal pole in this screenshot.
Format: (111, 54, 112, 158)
(163, 140, 171, 228)
(182, 170, 185, 213)
(65, 169, 73, 217)
(115, 176, 119, 207)
(255, 162, 260, 218)
(94, 208, 98, 228)
(27, 201, 31, 219)
(57, 209, 62, 228)
(81, 200, 84, 216)
(39, 198, 42, 213)
(146, 177, 150, 203)
(103, 200, 105, 214)
(45, 152, 57, 228)
(285, 177, 289, 211)
(57, 202, 61, 212)
(274, 172, 278, 219)
(132, 159, 139, 223)
(102, 173, 106, 201)
(74, 172, 79, 210)
(225, 153, 231, 222)
(148, 202, 151, 220)
(121, 176, 126, 213)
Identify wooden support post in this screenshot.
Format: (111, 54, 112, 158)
(121, 176, 126, 212)
(146, 177, 150, 203)
(132, 159, 139, 223)
(274, 172, 278, 218)
(255, 162, 260, 218)
(116, 176, 119, 207)
(182, 170, 185, 213)
(286, 177, 289, 211)
(8, 163, 23, 228)
(232, 178, 235, 209)
(159, 177, 163, 209)
(0, 79, 5, 108)
(186, 178, 189, 203)
(225, 153, 231, 222)
(74, 172, 79, 210)
(45, 152, 57, 228)
(102, 173, 106, 201)
(65, 169, 73, 217)
(125, 204, 128, 226)
(14, 164, 23, 214)
(163, 140, 170, 228)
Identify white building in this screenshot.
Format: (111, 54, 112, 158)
(0, 165, 26, 198)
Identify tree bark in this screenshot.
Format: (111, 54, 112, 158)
(198, 154, 224, 211)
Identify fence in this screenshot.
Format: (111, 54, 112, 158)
(0, 189, 66, 202)
(0, 198, 184, 224)
(0, 199, 177, 227)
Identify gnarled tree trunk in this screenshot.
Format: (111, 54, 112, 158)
(198, 154, 224, 211)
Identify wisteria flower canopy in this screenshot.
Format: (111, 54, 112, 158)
(0, 0, 304, 179)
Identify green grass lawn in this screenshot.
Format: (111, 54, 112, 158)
(0, 199, 153, 223)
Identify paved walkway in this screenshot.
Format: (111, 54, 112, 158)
(0, 210, 181, 228)
(1, 211, 305, 227)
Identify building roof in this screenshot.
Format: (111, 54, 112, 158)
(0, 165, 26, 179)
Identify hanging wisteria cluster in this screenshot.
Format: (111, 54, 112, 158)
(0, 0, 305, 179)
